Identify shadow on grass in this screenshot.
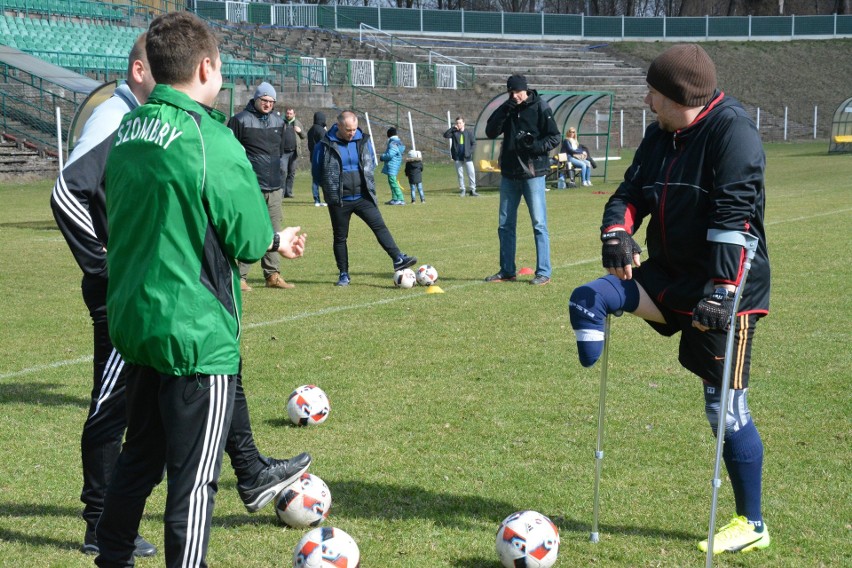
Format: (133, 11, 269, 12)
(454, 558, 503, 568)
(0, 527, 81, 553)
(0, 381, 88, 407)
(0, 220, 58, 231)
(214, 479, 516, 529)
(214, 480, 698, 543)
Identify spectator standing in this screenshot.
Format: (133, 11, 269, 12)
(567, 43, 771, 556)
(306, 111, 328, 207)
(94, 12, 308, 567)
(484, 74, 560, 286)
(443, 116, 478, 196)
(404, 149, 425, 203)
(282, 106, 305, 198)
(228, 81, 295, 290)
(312, 111, 417, 286)
(380, 126, 406, 205)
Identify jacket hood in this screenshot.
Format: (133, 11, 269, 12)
(313, 112, 326, 126)
(327, 123, 363, 143)
(244, 99, 270, 117)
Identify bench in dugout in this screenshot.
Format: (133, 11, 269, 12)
(546, 153, 578, 189)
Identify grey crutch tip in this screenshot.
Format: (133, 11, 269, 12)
(590, 532, 600, 543)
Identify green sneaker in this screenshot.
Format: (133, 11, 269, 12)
(699, 516, 770, 554)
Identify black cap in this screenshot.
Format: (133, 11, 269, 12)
(506, 74, 528, 92)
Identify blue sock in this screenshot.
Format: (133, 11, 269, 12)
(568, 275, 639, 367)
(723, 420, 764, 531)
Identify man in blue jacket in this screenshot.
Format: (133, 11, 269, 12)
(313, 111, 416, 286)
(568, 44, 771, 556)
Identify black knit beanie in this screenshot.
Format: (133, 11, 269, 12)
(646, 44, 717, 107)
(506, 74, 528, 92)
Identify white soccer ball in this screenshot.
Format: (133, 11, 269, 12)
(287, 385, 330, 426)
(275, 473, 332, 528)
(292, 527, 360, 568)
(495, 510, 560, 568)
(393, 268, 416, 289)
(415, 264, 439, 286)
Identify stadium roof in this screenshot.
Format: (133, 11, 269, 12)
(0, 45, 101, 94)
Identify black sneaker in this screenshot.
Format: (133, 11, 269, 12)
(238, 452, 311, 513)
(82, 527, 158, 557)
(484, 272, 516, 282)
(530, 275, 551, 286)
(393, 254, 417, 271)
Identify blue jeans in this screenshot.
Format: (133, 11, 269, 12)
(312, 181, 321, 203)
(568, 156, 591, 182)
(498, 175, 551, 278)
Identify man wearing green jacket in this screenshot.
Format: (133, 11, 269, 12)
(95, 12, 306, 568)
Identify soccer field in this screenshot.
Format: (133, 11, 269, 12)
(0, 141, 848, 567)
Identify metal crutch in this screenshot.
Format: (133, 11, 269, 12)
(590, 311, 617, 543)
(704, 230, 759, 567)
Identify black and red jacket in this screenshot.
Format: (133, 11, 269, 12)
(602, 92, 770, 316)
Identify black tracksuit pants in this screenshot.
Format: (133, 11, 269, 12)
(328, 196, 401, 273)
(95, 367, 235, 568)
(80, 280, 265, 538)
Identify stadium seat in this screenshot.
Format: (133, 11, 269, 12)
(479, 159, 499, 172)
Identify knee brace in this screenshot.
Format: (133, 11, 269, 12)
(568, 275, 639, 367)
(704, 384, 753, 437)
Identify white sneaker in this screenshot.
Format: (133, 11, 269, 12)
(314, 202, 321, 207)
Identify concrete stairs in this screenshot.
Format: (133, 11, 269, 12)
(0, 134, 57, 176)
(386, 35, 649, 111)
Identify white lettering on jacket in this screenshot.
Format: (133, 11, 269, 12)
(116, 117, 183, 150)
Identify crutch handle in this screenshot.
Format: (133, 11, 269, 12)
(706, 229, 759, 259)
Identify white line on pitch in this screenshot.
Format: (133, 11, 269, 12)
(7, 207, 851, 379)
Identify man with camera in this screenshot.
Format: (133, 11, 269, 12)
(484, 74, 561, 285)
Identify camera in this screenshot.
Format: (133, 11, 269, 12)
(515, 130, 535, 149)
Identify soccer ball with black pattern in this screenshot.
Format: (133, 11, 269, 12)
(415, 264, 439, 286)
(393, 268, 416, 288)
(275, 473, 332, 528)
(287, 385, 330, 426)
(292, 527, 360, 568)
(495, 510, 560, 568)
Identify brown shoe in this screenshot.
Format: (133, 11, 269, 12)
(240, 279, 252, 292)
(265, 273, 295, 289)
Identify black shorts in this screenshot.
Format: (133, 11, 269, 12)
(633, 267, 759, 389)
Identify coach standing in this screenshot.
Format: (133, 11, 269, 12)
(94, 12, 306, 567)
(568, 44, 771, 555)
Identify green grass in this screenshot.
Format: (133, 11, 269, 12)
(0, 142, 849, 567)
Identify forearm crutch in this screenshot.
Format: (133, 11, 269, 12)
(704, 230, 759, 567)
(590, 311, 617, 543)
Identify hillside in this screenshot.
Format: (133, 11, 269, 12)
(605, 39, 852, 139)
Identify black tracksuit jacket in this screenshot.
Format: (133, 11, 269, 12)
(603, 92, 770, 315)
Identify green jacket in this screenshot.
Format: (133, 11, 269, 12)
(105, 84, 272, 376)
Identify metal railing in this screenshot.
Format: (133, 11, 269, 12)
(192, 2, 852, 40)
